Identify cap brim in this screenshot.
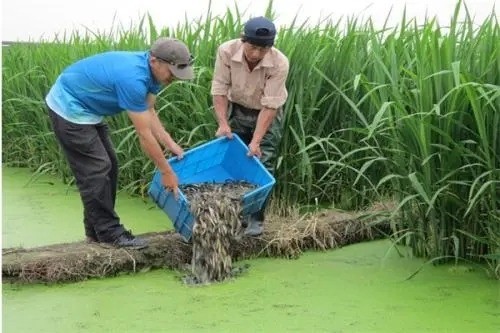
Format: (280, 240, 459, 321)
(168, 64, 195, 80)
(245, 36, 275, 47)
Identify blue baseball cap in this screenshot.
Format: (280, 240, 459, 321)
(243, 16, 276, 47)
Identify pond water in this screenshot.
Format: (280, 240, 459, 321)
(2, 168, 498, 333)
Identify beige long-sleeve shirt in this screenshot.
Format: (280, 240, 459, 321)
(211, 39, 289, 110)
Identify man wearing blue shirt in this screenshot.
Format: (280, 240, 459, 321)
(46, 37, 194, 249)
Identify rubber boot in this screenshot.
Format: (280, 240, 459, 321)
(244, 217, 264, 237)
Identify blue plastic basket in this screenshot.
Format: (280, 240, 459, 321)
(148, 134, 276, 241)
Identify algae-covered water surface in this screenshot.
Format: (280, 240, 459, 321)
(2, 168, 499, 333)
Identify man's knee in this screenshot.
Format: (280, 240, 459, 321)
(75, 155, 112, 182)
(93, 156, 113, 177)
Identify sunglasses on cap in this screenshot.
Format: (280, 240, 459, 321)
(156, 54, 194, 69)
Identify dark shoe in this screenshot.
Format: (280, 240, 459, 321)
(86, 236, 98, 244)
(243, 218, 263, 237)
(110, 230, 148, 249)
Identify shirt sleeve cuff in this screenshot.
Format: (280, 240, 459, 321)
(260, 96, 286, 109)
(210, 85, 228, 96)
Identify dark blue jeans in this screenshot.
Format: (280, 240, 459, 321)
(48, 108, 126, 241)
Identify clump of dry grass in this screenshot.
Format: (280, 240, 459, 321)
(2, 200, 395, 284)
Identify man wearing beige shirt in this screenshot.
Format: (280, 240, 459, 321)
(211, 16, 290, 236)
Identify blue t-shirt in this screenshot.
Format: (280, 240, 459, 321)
(46, 51, 161, 124)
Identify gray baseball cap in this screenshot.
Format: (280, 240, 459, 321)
(150, 37, 194, 80)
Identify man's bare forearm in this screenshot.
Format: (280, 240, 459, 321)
(137, 129, 173, 175)
(252, 107, 277, 143)
(213, 95, 229, 126)
(149, 109, 176, 149)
